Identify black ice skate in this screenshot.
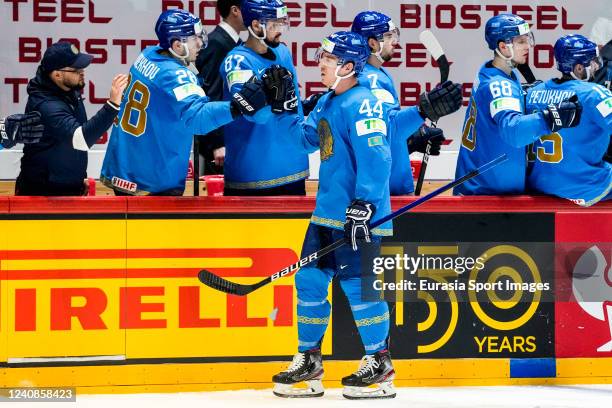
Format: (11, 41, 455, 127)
(341, 349, 396, 399)
(272, 349, 324, 398)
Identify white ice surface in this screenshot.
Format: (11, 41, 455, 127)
(10, 385, 612, 408)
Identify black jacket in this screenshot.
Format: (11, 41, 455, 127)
(593, 39, 612, 89)
(18, 67, 117, 189)
(195, 25, 240, 151)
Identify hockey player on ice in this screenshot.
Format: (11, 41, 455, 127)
(268, 31, 397, 400)
(220, 0, 310, 196)
(351, 11, 463, 195)
(525, 34, 612, 206)
(454, 13, 582, 196)
(101, 9, 268, 195)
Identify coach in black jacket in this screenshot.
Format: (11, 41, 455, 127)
(195, 0, 245, 175)
(16, 42, 127, 196)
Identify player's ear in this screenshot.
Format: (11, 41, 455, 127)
(368, 37, 378, 53)
(497, 41, 512, 57)
(170, 39, 180, 52)
(341, 61, 355, 76)
(252, 19, 263, 33)
(572, 63, 585, 79)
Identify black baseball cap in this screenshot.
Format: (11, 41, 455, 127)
(41, 42, 93, 73)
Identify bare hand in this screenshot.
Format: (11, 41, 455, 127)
(213, 147, 225, 167)
(109, 74, 129, 105)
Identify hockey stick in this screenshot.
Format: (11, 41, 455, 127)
(198, 154, 508, 296)
(517, 63, 536, 84)
(415, 30, 450, 195)
(193, 135, 200, 196)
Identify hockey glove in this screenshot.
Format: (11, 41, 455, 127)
(262, 65, 298, 114)
(344, 200, 375, 251)
(541, 95, 582, 133)
(418, 81, 463, 122)
(520, 80, 543, 95)
(0, 111, 43, 149)
(230, 76, 268, 117)
(408, 125, 446, 155)
(302, 92, 325, 116)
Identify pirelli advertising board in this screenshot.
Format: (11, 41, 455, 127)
(0, 203, 610, 365)
(0, 214, 329, 362)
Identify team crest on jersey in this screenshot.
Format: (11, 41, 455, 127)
(318, 118, 334, 161)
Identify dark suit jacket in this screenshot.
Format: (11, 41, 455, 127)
(196, 25, 240, 152)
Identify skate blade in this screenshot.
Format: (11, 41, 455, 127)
(273, 380, 324, 398)
(342, 381, 396, 399)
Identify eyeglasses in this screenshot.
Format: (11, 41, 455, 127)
(58, 68, 84, 74)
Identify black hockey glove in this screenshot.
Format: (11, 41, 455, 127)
(344, 200, 375, 251)
(520, 80, 543, 95)
(418, 80, 463, 122)
(541, 95, 582, 133)
(230, 76, 268, 117)
(302, 92, 325, 116)
(0, 111, 43, 149)
(261, 64, 298, 114)
(408, 125, 446, 155)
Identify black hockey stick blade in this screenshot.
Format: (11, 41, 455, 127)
(416, 30, 449, 195)
(517, 63, 536, 84)
(414, 140, 431, 196)
(419, 30, 449, 83)
(198, 154, 508, 295)
(436, 54, 450, 83)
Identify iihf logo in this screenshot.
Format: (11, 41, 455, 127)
(572, 245, 612, 352)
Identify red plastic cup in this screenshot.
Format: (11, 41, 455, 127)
(87, 177, 96, 196)
(410, 160, 422, 180)
(204, 175, 224, 196)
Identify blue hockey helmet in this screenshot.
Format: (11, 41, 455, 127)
(316, 31, 370, 75)
(485, 14, 533, 50)
(155, 9, 207, 50)
(554, 34, 601, 79)
(241, 0, 289, 29)
(351, 11, 400, 43)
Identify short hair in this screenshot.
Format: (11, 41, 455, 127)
(217, 0, 241, 19)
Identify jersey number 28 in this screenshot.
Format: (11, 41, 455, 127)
(119, 73, 150, 137)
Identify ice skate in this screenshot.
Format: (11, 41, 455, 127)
(272, 349, 324, 398)
(342, 349, 396, 399)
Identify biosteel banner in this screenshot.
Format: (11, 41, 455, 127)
(1, 0, 609, 178)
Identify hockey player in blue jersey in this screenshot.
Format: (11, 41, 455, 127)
(526, 35, 611, 206)
(270, 31, 395, 400)
(351, 11, 462, 195)
(100, 9, 268, 195)
(219, 0, 309, 195)
(454, 14, 583, 195)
